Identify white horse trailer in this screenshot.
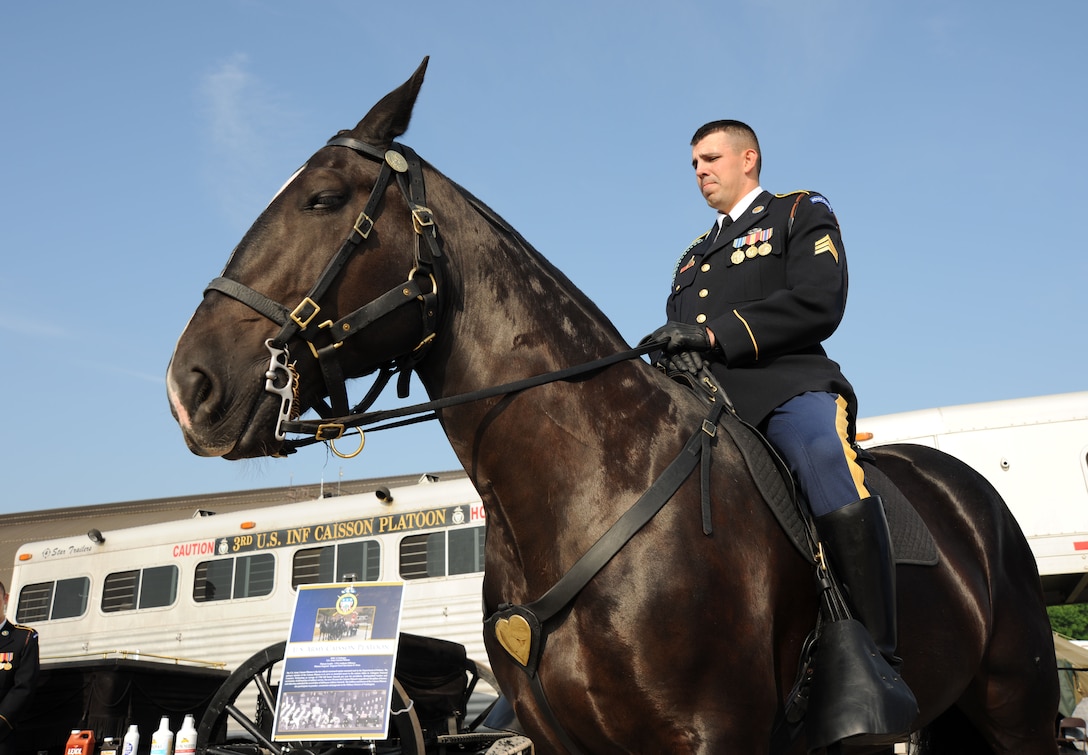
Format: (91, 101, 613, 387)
(9, 475, 489, 671)
(7, 475, 495, 752)
(858, 391, 1088, 604)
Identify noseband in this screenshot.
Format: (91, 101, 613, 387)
(204, 136, 446, 450)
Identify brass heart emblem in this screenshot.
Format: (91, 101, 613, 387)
(495, 614, 533, 666)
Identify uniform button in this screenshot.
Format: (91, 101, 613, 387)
(696, 314, 707, 324)
(701, 263, 711, 272)
(698, 289, 709, 298)
(674, 285, 681, 292)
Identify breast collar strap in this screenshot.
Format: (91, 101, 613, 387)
(203, 137, 446, 431)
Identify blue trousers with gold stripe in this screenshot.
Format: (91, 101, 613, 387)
(763, 391, 869, 517)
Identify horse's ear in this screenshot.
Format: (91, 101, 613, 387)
(350, 56, 429, 148)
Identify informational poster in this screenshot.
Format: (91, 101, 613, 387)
(272, 582, 405, 741)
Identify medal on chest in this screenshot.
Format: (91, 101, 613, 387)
(730, 227, 774, 264)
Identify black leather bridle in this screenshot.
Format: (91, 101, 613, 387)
(203, 136, 446, 451)
(204, 134, 673, 460)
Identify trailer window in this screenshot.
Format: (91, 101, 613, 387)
(15, 583, 51, 623)
(53, 577, 90, 619)
(293, 547, 333, 587)
(194, 553, 275, 602)
(139, 566, 178, 609)
(234, 554, 275, 598)
(400, 532, 445, 579)
(102, 565, 178, 612)
(335, 540, 381, 582)
(15, 577, 90, 623)
(400, 526, 485, 580)
(292, 540, 381, 589)
(449, 527, 486, 575)
(102, 571, 138, 612)
(194, 559, 233, 602)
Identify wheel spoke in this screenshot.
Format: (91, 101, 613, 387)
(253, 669, 278, 713)
(223, 702, 281, 751)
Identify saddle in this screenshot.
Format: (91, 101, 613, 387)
(667, 365, 938, 566)
(722, 410, 938, 566)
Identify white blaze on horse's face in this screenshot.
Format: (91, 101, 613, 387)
(270, 163, 308, 207)
(166, 369, 193, 430)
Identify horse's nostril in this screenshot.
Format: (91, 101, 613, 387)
(171, 360, 221, 424)
(192, 369, 212, 410)
(191, 368, 229, 425)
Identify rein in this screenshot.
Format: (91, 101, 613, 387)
(282, 341, 664, 453)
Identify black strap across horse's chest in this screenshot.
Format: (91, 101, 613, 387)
(484, 400, 725, 754)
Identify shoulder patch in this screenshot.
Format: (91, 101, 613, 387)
(808, 194, 833, 213)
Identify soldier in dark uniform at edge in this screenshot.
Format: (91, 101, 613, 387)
(0, 581, 39, 755)
(643, 120, 916, 746)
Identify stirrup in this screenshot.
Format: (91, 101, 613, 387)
(804, 618, 917, 749)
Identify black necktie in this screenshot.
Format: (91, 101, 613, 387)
(713, 214, 732, 242)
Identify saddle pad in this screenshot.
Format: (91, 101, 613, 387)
(860, 458, 939, 566)
(719, 412, 938, 567)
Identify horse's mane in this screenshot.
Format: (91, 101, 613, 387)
(436, 165, 628, 346)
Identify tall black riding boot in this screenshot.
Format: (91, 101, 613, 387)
(814, 495, 901, 665)
(805, 495, 918, 749)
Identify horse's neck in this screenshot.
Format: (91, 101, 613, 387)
(423, 229, 629, 396)
(415, 235, 680, 580)
(420, 177, 630, 395)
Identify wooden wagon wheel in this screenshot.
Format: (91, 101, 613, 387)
(197, 641, 426, 755)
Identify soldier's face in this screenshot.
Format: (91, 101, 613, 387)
(692, 131, 751, 213)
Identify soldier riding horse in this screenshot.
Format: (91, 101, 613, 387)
(167, 59, 1058, 753)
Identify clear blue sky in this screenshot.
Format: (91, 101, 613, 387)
(2, 2, 1085, 514)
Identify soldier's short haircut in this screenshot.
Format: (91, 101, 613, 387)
(691, 120, 762, 176)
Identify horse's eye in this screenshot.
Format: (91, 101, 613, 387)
(307, 191, 347, 212)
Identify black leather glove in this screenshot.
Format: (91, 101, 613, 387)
(642, 321, 711, 354)
(665, 351, 706, 375)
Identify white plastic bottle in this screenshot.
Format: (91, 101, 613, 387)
(174, 714, 197, 755)
(121, 725, 140, 755)
(150, 716, 174, 755)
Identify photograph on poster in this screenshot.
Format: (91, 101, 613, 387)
(274, 583, 405, 741)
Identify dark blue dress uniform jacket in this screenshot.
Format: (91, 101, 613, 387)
(666, 189, 857, 429)
(0, 620, 39, 748)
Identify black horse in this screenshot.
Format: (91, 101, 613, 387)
(167, 60, 1058, 753)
